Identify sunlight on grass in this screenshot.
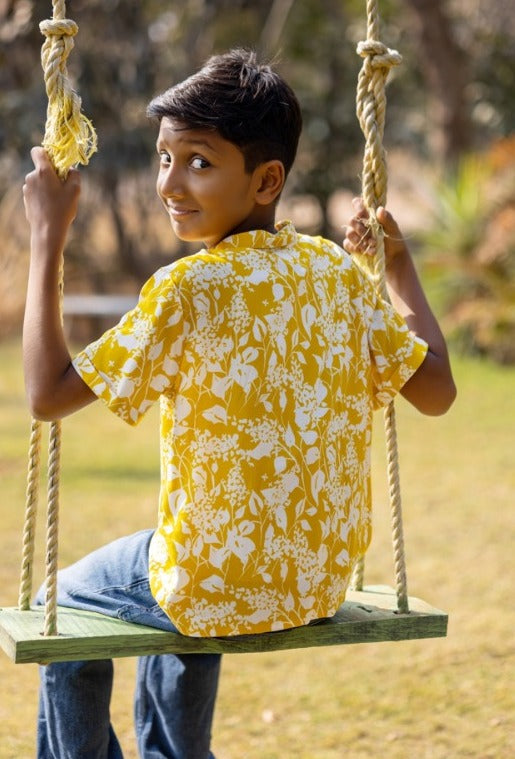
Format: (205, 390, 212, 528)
(1, 340, 513, 758)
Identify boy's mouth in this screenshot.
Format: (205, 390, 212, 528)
(168, 205, 197, 218)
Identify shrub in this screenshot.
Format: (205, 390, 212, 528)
(421, 138, 515, 364)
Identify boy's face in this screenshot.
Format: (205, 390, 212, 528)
(156, 118, 275, 248)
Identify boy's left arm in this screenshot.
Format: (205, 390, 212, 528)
(23, 148, 97, 421)
(344, 199, 456, 416)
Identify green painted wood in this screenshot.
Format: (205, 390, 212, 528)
(0, 586, 447, 664)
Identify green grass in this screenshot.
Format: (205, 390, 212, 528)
(0, 339, 514, 758)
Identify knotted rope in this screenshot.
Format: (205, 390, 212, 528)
(40, 1, 97, 179)
(18, 0, 96, 636)
(350, 0, 409, 614)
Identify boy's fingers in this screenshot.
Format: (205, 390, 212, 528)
(354, 201, 393, 230)
(30, 146, 49, 168)
(344, 225, 376, 255)
(348, 199, 403, 255)
(348, 215, 375, 243)
(377, 206, 398, 226)
(377, 206, 391, 226)
(29, 147, 63, 181)
(377, 206, 401, 236)
(351, 196, 371, 221)
(29, 147, 80, 188)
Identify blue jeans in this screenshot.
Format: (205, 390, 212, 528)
(35, 529, 221, 759)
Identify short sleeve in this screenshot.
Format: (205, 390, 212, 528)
(360, 277, 428, 410)
(72, 267, 188, 425)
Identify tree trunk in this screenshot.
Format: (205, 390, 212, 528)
(259, 0, 297, 55)
(405, 0, 471, 163)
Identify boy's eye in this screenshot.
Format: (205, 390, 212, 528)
(159, 151, 171, 165)
(190, 156, 210, 170)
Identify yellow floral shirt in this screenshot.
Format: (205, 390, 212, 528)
(73, 221, 427, 637)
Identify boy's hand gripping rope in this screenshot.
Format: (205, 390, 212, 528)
(351, 0, 409, 614)
(18, 0, 97, 636)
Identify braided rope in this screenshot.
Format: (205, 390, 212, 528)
(18, 420, 42, 610)
(43, 421, 62, 636)
(351, 0, 409, 613)
(19, 0, 96, 635)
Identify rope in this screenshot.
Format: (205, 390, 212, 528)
(352, 0, 409, 613)
(40, 0, 97, 179)
(17, 420, 42, 611)
(18, 0, 96, 636)
(43, 421, 62, 636)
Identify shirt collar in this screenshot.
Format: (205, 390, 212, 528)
(207, 220, 297, 254)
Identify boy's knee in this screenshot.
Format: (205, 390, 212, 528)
(34, 565, 75, 607)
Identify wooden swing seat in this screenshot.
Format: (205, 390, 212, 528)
(0, 586, 447, 664)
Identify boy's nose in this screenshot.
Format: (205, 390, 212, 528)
(159, 164, 185, 199)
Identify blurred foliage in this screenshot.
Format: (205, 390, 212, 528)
(421, 139, 515, 363)
(424, 156, 488, 259)
(1, 0, 514, 360)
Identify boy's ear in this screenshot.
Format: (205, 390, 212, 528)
(254, 160, 285, 205)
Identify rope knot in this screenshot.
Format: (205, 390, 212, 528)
(357, 39, 402, 71)
(39, 18, 78, 39)
(355, 31, 402, 245)
(38, 10, 97, 179)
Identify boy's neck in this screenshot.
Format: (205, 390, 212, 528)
(218, 207, 277, 244)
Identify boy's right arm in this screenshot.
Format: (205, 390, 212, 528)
(23, 147, 97, 421)
(344, 198, 456, 416)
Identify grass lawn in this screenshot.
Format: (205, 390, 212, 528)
(0, 339, 513, 758)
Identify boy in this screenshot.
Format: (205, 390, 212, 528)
(23, 49, 455, 759)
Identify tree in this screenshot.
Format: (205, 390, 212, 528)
(404, 0, 471, 163)
(1, 0, 514, 339)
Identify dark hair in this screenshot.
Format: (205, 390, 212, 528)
(146, 49, 302, 177)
